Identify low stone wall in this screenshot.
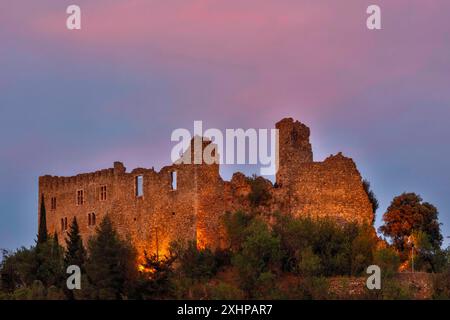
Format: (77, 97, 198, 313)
(328, 272, 434, 300)
(396, 272, 433, 299)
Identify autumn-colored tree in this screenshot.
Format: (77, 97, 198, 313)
(379, 193, 442, 256)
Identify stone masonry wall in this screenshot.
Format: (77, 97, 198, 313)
(274, 118, 373, 225)
(38, 118, 374, 260)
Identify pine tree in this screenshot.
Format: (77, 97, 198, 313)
(37, 194, 48, 244)
(85, 216, 137, 299)
(53, 232, 59, 246)
(35, 234, 64, 287)
(64, 217, 86, 270)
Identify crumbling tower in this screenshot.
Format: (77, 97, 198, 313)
(275, 118, 313, 187)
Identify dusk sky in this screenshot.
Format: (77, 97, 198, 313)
(1, 0, 450, 251)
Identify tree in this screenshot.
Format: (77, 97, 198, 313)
(35, 196, 63, 288)
(35, 234, 64, 288)
(1, 235, 64, 295)
(433, 247, 450, 299)
(171, 241, 217, 281)
(411, 230, 447, 272)
(232, 219, 282, 297)
(363, 179, 379, 224)
(0, 247, 36, 292)
(222, 211, 254, 252)
(85, 216, 137, 299)
(64, 218, 87, 299)
(37, 194, 48, 244)
(373, 247, 400, 279)
(64, 217, 86, 270)
(131, 251, 176, 299)
(247, 175, 272, 208)
(350, 225, 378, 276)
(379, 193, 443, 257)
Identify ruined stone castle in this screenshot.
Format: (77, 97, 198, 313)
(38, 118, 374, 258)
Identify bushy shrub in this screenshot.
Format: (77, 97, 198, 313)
(432, 252, 450, 299)
(222, 211, 254, 252)
(0, 235, 64, 293)
(246, 175, 272, 208)
(297, 246, 321, 277)
(172, 241, 218, 281)
(1, 247, 36, 292)
(273, 213, 377, 277)
(373, 247, 400, 279)
(380, 278, 413, 300)
(232, 219, 282, 297)
(214, 248, 232, 270)
(208, 282, 245, 300)
(292, 276, 329, 300)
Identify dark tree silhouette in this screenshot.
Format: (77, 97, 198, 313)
(64, 217, 86, 270)
(85, 216, 137, 299)
(37, 194, 48, 244)
(362, 179, 379, 225)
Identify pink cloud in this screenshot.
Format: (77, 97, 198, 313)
(8, 0, 450, 127)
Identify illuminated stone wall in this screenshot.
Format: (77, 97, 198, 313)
(38, 118, 374, 258)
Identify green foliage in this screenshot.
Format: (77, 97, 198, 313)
(380, 278, 414, 300)
(4, 203, 445, 300)
(291, 276, 330, 300)
(84, 216, 138, 299)
(362, 179, 379, 223)
(63, 218, 87, 299)
(35, 235, 65, 287)
(214, 248, 232, 270)
(131, 252, 176, 299)
(208, 282, 245, 300)
(350, 225, 377, 275)
(273, 213, 376, 277)
(1, 235, 65, 291)
(171, 241, 218, 281)
(0, 281, 66, 300)
(411, 230, 447, 273)
(379, 193, 443, 259)
(1, 247, 36, 291)
(432, 251, 450, 299)
(312, 220, 358, 276)
(297, 246, 321, 277)
(373, 247, 400, 279)
(246, 175, 271, 208)
(232, 219, 282, 297)
(222, 211, 254, 252)
(64, 217, 86, 270)
(37, 194, 48, 244)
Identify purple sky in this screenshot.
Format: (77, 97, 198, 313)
(1, 0, 450, 250)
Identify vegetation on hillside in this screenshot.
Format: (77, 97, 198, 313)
(1, 190, 449, 300)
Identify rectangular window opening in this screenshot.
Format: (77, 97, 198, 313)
(100, 185, 107, 201)
(77, 190, 84, 205)
(51, 197, 57, 210)
(171, 171, 177, 190)
(135, 175, 144, 197)
(88, 213, 96, 226)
